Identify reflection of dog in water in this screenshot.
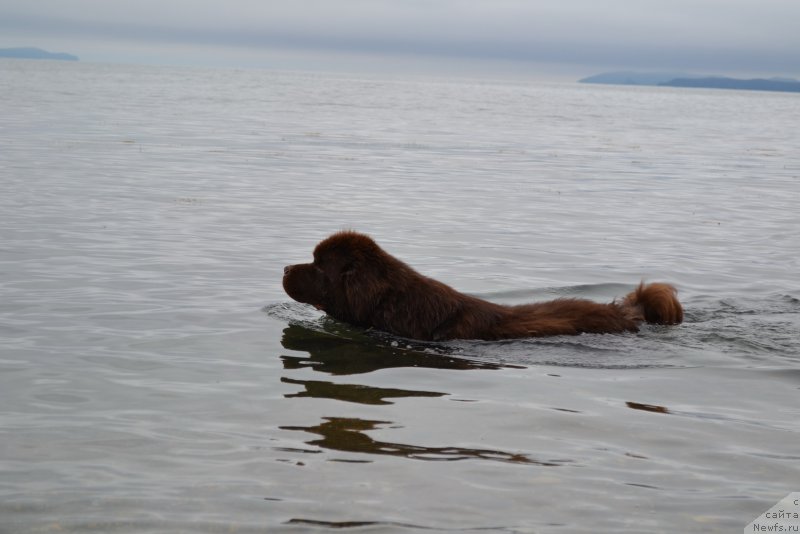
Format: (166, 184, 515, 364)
(284, 231, 683, 341)
(281, 376, 444, 405)
(279, 325, 502, 375)
(280, 417, 564, 466)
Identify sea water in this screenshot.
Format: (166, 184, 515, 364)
(1, 59, 799, 533)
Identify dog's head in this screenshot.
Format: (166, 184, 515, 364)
(282, 231, 395, 325)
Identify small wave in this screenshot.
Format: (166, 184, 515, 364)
(447, 332, 686, 369)
(263, 301, 384, 342)
(677, 293, 800, 368)
(262, 301, 324, 324)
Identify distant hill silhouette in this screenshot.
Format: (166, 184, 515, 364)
(579, 71, 699, 86)
(661, 77, 800, 93)
(580, 71, 800, 94)
(0, 47, 79, 61)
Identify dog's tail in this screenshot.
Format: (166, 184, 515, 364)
(622, 282, 683, 325)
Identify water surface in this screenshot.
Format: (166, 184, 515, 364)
(1, 59, 799, 533)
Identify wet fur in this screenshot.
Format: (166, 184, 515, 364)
(283, 231, 683, 341)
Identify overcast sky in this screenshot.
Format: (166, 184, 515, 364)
(1, 0, 799, 79)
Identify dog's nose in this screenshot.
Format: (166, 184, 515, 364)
(283, 265, 292, 276)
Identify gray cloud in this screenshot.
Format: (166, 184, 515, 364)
(2, 0, 799, 76)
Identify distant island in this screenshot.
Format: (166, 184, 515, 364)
(0, 47, 79, 61)
(579, 71, 697, 86)
(661, 77, 800, 93)
(580, 71, 800, 93)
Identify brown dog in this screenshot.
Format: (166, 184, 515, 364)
(283, 231, 683, 341)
